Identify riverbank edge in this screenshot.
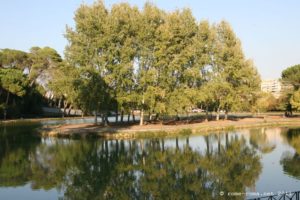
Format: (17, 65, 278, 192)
(0, 116, 93, 125)
(37, 118, 300, 139)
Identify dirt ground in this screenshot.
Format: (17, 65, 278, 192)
(46, 116, 300, 137)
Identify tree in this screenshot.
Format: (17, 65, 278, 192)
(211, 21, 260, 119)
(0, 48, 48, 119)
(290, 89, 300, 111)
(105, 3, 140, 123)
(63, 1, 261, 124)
(136, 3, 166, 125)
(253, 92, 278, 113)
(0, 49, 29, 70)
(48, 63, 79, 117)
(160, 8, 198, 120)
(74, 68, 110, 124)
(28, 46, 62, 87)
(0, 68, 28, 119)
(281, 64, 300, 115)
(282, 64, 300, 90)
(201, 79, 233, 121)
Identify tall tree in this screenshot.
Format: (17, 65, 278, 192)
(105, 3, 140, 123)
(136, 3, 165, 125)
(208, 21, 260, 120)
(162, 9, 198, 118)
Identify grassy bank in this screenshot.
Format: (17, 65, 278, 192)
(38, 116, 300, 140)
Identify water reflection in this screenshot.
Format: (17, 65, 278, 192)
(250, 128, 276, 154)
(280, 129, 300, 179)
(0, 128, 262, 199)
(0, 124, 41, 187)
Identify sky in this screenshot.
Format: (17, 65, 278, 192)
(1, 0, 300, 79)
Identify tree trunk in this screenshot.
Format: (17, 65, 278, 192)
(67, 105, 73, 116)
(155, 113, 159, 121)
(63, 101, 68, 118)
(58, 98, 62, 108)
(115, 106, 118, 123)
(105, 111, 109, 126)
(216, 107, 220, 121)
(205, 106, 209, 122)
(176, 113, 180, 121)
(132, 110, 136, 122)
(224, 110, 228, 120)
(140, 96, 144, 126)
(101, 113, 105, 125)
(94, 111, 97, 124)
(140, 109, 144, 125)
(5, 91, 10, 105)
(127, 113, 130, 123)
(120, 110, 124, 123)
(186, 112, 189, 123)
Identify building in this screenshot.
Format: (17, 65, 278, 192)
(261, 79, 282, 98)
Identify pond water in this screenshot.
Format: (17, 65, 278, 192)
(0, 122, 300, 200)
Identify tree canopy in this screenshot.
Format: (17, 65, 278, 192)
(63, 0, 260, 124)
(0, 1, 261, 122)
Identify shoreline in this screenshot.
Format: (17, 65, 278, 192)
(38, 116, 300, 139)
(0, 116, 93, 125)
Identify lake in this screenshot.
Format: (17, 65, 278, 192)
(0, 122, 299, 199)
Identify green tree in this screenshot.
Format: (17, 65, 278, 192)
(48, 63, 80, 117)
(253, 92, 278, 113)
(63, 1, 261, 124)
(0, 49, 29, 70)
(74, 68, 110, 124)
(105, 3, 140, 123)
(136, 3, 165, 125)
(282, 64, 300, 90)
(161, 9, 198, 119)
(290, 89, 300, 111)
(28, 46, 62, 87)
(211, 21, 260, 119)
(0, 68, 28, 119)
(281, 64, 300, 115)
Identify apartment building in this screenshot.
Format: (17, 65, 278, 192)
(261, 79, 282, 98)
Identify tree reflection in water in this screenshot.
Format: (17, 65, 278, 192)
(281, 129, 300, 180)
(249, 128, 276, 154)
(0, 130, 262, 200)
(0, 124, 40, 187)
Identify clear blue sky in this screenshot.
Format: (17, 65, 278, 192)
(1, 0, 300, 79)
